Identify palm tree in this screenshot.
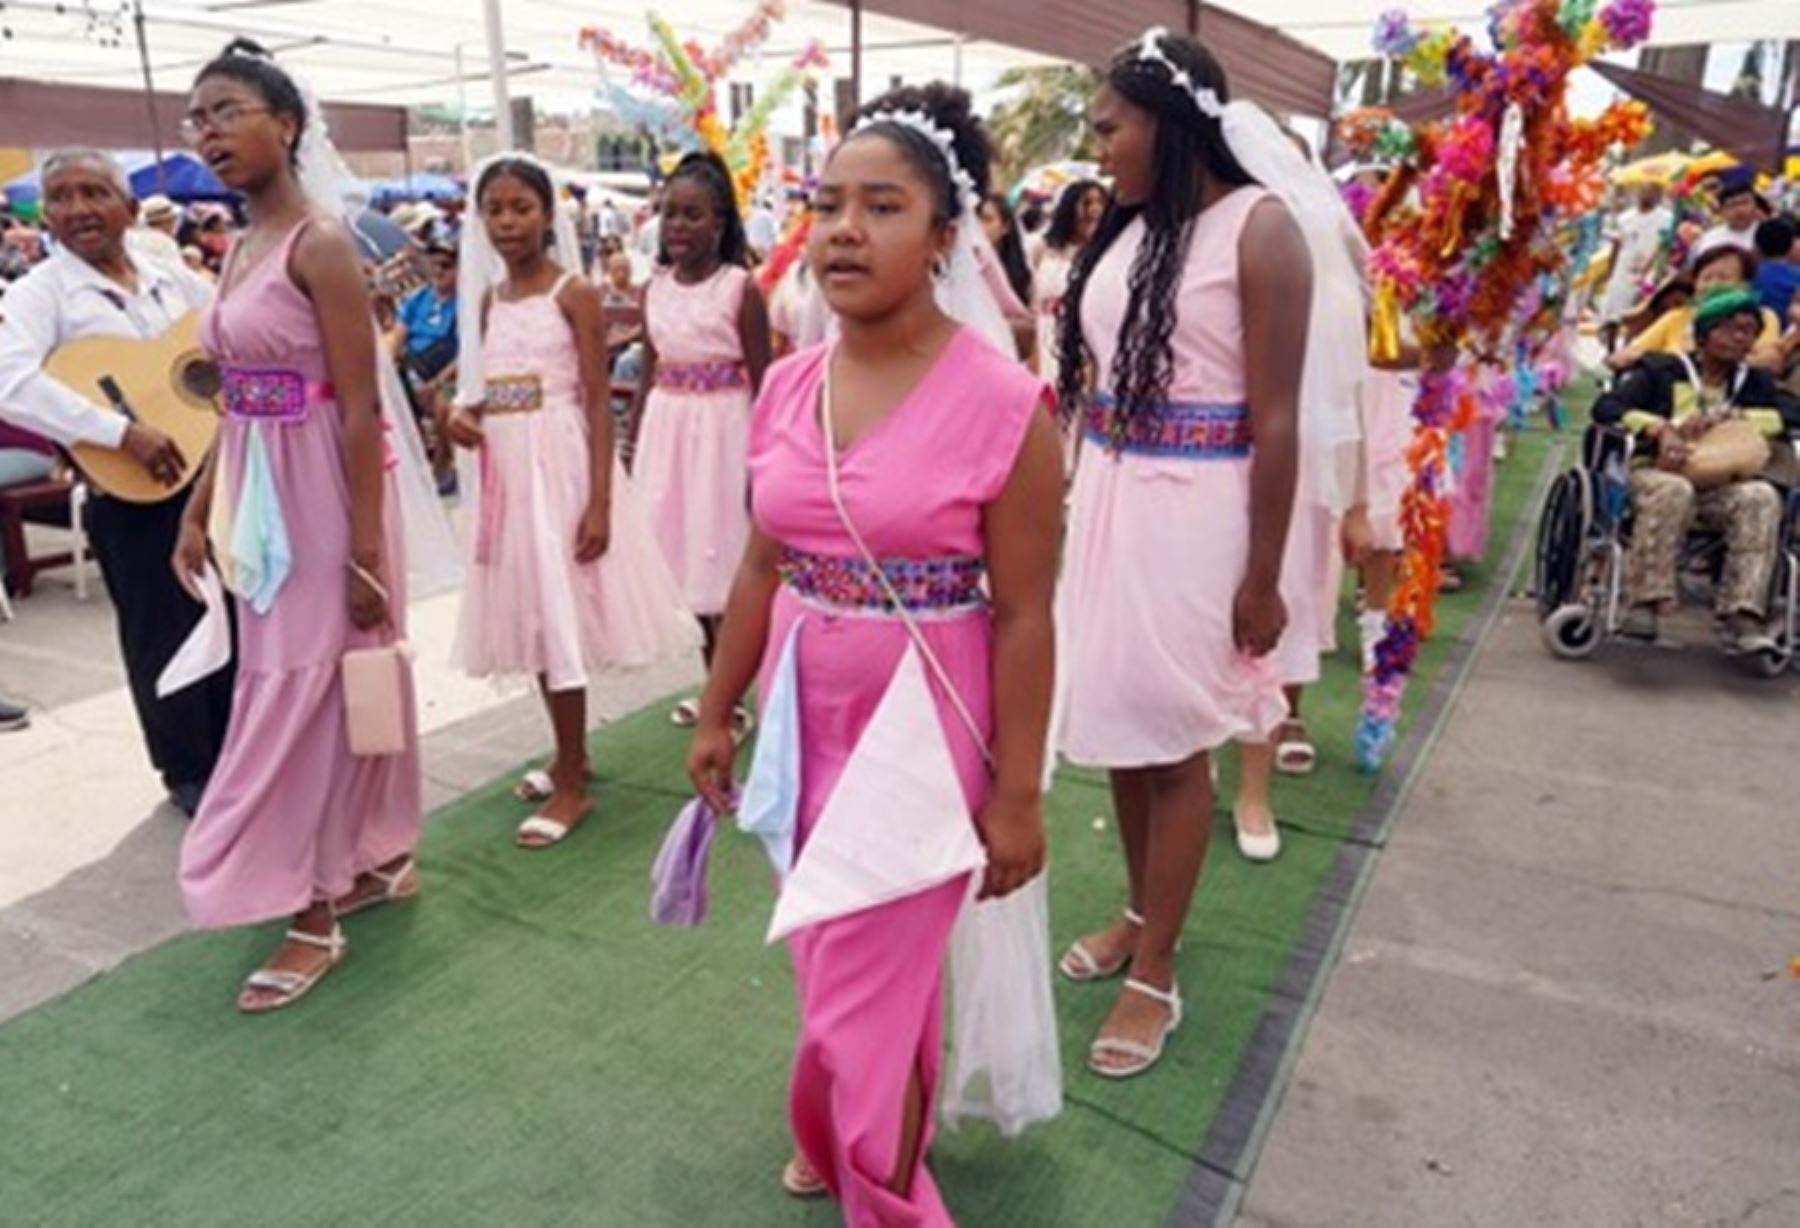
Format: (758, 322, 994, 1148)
(986, 65, 1097, 190)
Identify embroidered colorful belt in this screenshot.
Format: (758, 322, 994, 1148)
(483, 373, 544, 415)
(1085, 391, 1252, 458)
(778, 547, 986, 617)
(656, 361, 748, 393)
(222, 366, 331, 423)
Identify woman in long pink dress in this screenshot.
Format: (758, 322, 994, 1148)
(1051, 31, 1310, 1077)
(688, 83, 1062, 1225)
(631, 152, 772, 721)
(173, 41, 420, 1012)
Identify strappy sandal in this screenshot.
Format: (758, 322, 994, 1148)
(1274, 719, 1316, 776)
(1088, 977, 1183, 1080)
(670, 699, 701, 727)
(730, 705, 755, 746)
(1058, 908, 1144, 982)
(333, 856, 420, 918)
(781, 1155, 827, 1199)
(513, 769, 556, 803)
(237, 924, 347, 1015)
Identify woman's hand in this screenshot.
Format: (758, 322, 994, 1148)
(348, 558, 391, 631)
(445, 408, 485, 449)
(575, 499, 611, 563)
(686, 719, 739, 816)
(1655, 432, 1694, 471)
(171, 518, 209, 602)
(976, 790, 1046, 901)
(1233, 580, 1287, 658)
(1340, 504, 1375, 566)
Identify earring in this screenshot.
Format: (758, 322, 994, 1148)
(933, 256, 948, 280)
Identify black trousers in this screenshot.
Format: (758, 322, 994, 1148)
(86, 492, 235, 792)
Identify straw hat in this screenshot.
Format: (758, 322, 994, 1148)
(140, 194, 178, 227)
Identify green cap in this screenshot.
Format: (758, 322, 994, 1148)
(1692, 285, 1761, 339)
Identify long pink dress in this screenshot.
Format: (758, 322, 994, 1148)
(633, 264, 754, 615)
(748, 331, 1044, 1226)
(181, 219, 420, 928)
(453, 274, 693, 691)
(1055, 188, 1290, 765)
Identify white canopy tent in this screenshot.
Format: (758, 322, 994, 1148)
(0, 0, 1063, 114)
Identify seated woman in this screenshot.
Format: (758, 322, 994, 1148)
(1594, 286, 1800, 652)
(1609, 245, 1786, 373)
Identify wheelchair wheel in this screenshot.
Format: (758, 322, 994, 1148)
(1534, 470, 1592, 620)
(1542, 603, 1600, 659)
(1754, 551, 1796, 678)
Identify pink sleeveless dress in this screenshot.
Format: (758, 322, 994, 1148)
(181, 219, 421, 928)
(748, 331, 1045, 1226)
(634, 264, 754, 615)
(1055, 188, 1290, 767)
(453, 275, 693, 691)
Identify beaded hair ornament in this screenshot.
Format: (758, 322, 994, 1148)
(1134, 26, 1225, 120)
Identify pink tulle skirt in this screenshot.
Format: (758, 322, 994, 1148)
(454, 399, 696, 692)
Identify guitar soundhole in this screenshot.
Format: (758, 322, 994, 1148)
(180, 356, 223, 404)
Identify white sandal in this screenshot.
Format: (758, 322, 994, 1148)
(513, 769, 555, 802)
(1058, 908, 1144, 982)
(670, 699, 701, 727)
(334, 856, 420, 918)
(1274, 719, 1316, 776)
(1088, 977, 1183, 1079)
(781, 1155, 827, 1199)
(237, 924, 347, 1014)
(515, 814, 576, 848)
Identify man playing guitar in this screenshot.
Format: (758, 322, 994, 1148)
(0, 149, 233, 815)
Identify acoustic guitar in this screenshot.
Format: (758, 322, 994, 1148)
(45, 312, 222, 504)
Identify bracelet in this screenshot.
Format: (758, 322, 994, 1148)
(348, 559, 389, 603)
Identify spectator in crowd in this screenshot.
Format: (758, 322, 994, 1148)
(1610, 244, 1786, 372)
(392, 240, 460, 490)
(130, 193, 186, 270)
(1751, 216, 1800, 323)
(1698, 169, 1764, 256)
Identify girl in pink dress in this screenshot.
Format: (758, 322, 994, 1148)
(1051, 31, 1309, 1077)
(173, 41, 422, 1012)
(631, 152, 772, 725)
(447, 156, 694, 848)
(688, 83, 1062, 1225)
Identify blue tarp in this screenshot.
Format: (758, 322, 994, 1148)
(369, 173, 463, 205)
(4, 151, 234, 207)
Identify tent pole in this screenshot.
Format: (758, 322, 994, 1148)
(131, 0, 168, 196)
(482, 0, 515, 152)
(850, 0, 862, 112)
(455, 43, 475, 170)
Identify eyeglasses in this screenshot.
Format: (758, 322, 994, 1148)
(180, 101, 271, 142)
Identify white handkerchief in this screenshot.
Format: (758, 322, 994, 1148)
(156, 565, 232, 699)
(766, 643, 987, 944)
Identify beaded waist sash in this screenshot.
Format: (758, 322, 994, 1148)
(657, 360, 748, 393)
(777, 547, 987, 618)
(483, 373, 545, 415)
(222, 366, 331, 423)
(1085, 391, 1252, 459)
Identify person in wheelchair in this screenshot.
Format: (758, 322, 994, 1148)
(1593, 286, 1800, 652)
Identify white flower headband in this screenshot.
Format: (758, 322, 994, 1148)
(1135, 26, 1224, 121)
(853, 108, 977, 215)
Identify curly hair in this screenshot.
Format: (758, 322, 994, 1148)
(194, 38, 307, 164)
(1043, 179, 1107, 252)
(847, 82, 994, 226)
(660, 150, 749, 267)
(1055, 32, 1254, 430)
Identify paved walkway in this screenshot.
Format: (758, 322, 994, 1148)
(1236, 596, 1800, 1227)
(0, 544, 699, 1022)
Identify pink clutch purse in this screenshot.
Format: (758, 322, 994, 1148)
(341, 641, 412, 757)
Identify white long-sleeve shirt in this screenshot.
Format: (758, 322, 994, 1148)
(0, 246, 211, 450)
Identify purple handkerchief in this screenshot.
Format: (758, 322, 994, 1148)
(649, 797, 721, 927)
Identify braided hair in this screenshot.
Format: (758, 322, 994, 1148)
(194, 38, 307, 164)
(1055, 32, 1254, 430)
(848, 82, 994, 227)
(660, 151, 749, 267)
